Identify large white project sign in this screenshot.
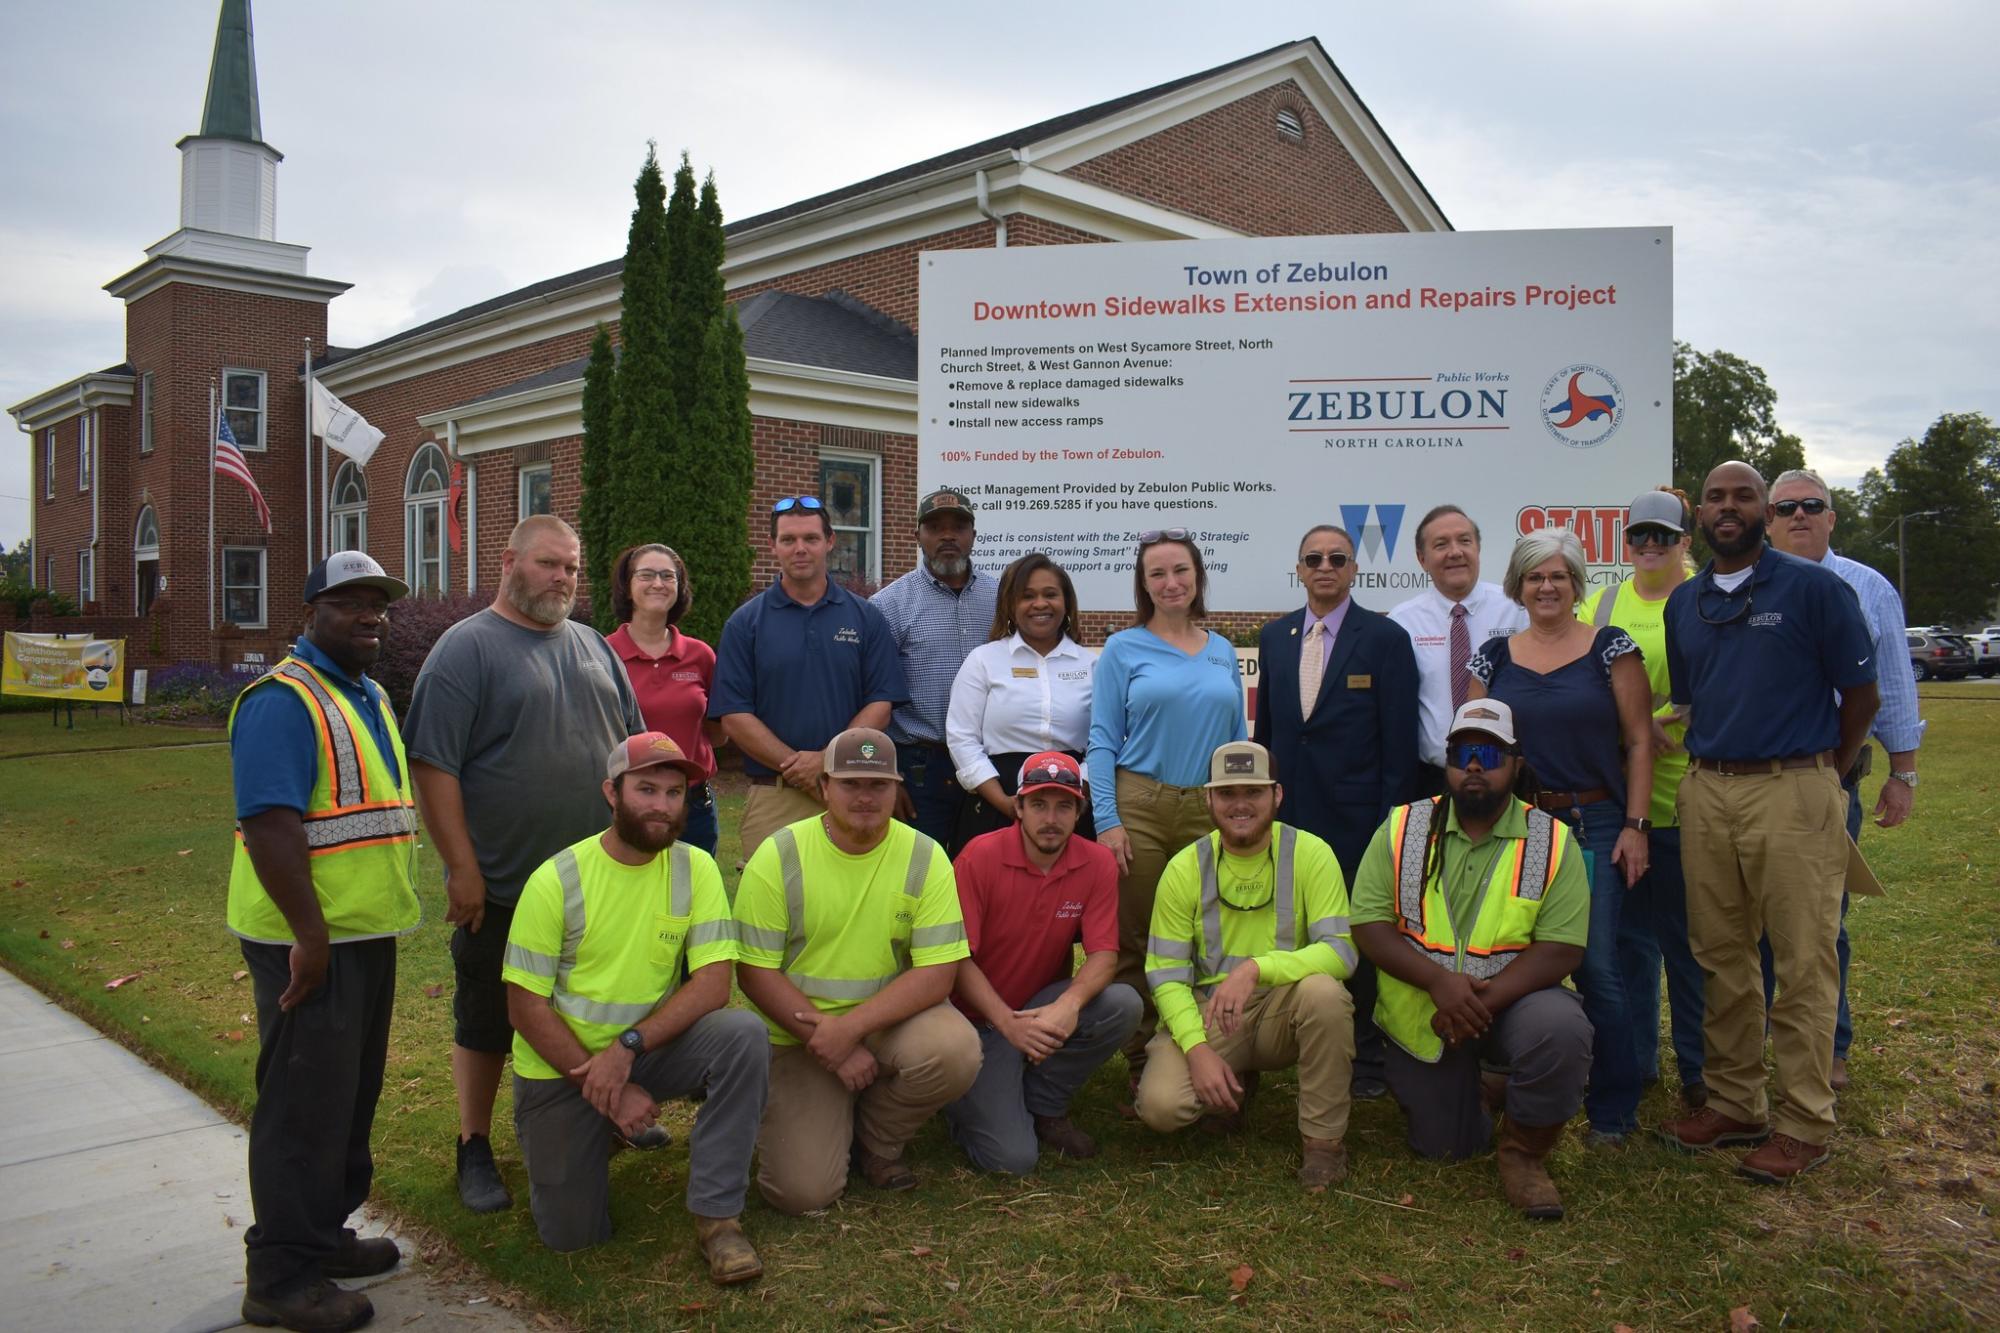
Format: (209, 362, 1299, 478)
(917, 227, 1671, 611)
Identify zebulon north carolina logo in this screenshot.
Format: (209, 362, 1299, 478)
(1539, 364, 1624, 449)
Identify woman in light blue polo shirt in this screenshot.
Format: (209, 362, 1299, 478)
(1087, 528, 1245, 1080)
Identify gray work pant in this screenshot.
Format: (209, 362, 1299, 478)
(944, 981, 1142, 1175)
(513, 1008, 769, 1251)
(1382, 985, 1593, 1160)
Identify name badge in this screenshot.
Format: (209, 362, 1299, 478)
(1012, 666, 1039, 678)
(1348, 674, 1373, 689)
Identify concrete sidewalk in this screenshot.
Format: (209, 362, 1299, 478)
(0, 967, 536, 1333)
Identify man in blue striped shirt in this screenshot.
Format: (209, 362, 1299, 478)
(873, 488, 1000, 846)
(1763, 468, 1923, 1093)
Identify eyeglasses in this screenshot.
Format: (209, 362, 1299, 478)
(1773, 498, 1829, 517)
(631, 569, 679, 585)
(1137, 528, 1190, 544)
(1446, 741, 1508, 771)
(1627, 527, 1679, 548)
(771, 496, 826, 514)
(1298, 551, 1350, 569)
(316, 596, 390, 617)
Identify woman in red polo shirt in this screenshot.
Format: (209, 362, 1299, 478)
(606, 543, 721, 852)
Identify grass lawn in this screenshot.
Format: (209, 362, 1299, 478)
(0, 704, 225, 758)
(2, 690, 1995, 1329)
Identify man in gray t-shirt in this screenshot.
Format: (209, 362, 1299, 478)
(403, 515, 642, 1215)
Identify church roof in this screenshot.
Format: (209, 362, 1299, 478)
(197, 0, 264, 145)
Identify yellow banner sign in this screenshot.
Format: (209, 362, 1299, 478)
(2, 632, 126, 702)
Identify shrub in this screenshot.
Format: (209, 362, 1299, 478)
(1, 579, 79, 618)
(143, 661, 249, 721)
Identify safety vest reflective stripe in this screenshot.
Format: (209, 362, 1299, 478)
(1390, 798, 1556, 980)
(773, 825, 937, 988)
(271, 661, 367, 808)
(1193, 824, 1299, 981)
(545, 842, 693, 1025)
(300, 804, 416, 852)
(688, 918, 738, 949)
(1307, 914, 1359, 973)
(1591, 582, 1621, 629)
(1146, 935, 1195, 960)
(738, 923, 787, 952)
(504, 942, 558, 979)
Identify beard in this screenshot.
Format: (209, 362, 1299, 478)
(506, 571, 575, 626)
(1450, 782, 1509, 824)
(925, 552, 970, 581)
(1701, 513, 1767, 559)
(612, 798, 683, 853)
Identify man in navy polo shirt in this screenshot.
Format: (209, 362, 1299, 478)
(1658, 461, 1879, 1185)
(710, 496, 909, 859)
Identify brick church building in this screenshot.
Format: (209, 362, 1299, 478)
(9, 1, 1448, 670)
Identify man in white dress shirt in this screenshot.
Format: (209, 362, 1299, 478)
(1387, 505, 1528, 798)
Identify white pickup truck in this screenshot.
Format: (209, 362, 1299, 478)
(1969, 626, 2000, 678)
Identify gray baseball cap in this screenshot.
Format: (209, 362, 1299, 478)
(1626, 490, 1687, 535)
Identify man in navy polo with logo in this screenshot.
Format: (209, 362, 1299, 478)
(711, 495, 909, 860)
(1658, 461, 1879, 1185)
(873, 487, 1000, 847)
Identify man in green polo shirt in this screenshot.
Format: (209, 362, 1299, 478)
(735, 728, 982, 1214)
(1351, 699, 1594, 1220)
(503, 733, 768, 1284)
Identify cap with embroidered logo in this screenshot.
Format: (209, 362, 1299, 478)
(1016, 751, 1085, 800)
(1446, 699, 1518, 747)
(916, 488, 975, 522)
(822, 727, 902, 780)
(1204, 740, 1275, 788)
(304, 550, 409, 603)
(606, 732, 705, 782)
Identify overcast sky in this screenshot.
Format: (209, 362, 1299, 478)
(3, 0, 1995, 547)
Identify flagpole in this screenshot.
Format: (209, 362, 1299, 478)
(208, 379, 217, 632)
(315, 348, 329, 560)
(303, 337, 314, 571)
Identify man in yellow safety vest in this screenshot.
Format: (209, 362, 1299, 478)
(1351, 699, 1594, 1220)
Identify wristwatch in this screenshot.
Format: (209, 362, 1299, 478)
(1623, 816, 1652, 832)
(617, 1028, 645, 1055)
(1889, 770, 1918, 788)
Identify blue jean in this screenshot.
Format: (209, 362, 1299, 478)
(1615, 825, 1705, 1087)
(1568, 799, 1643, 1134)
(681, 783, 718, 856)
(944, 982, 1142, 1175)
(896, 742, 966, 848)
(1759, 777, 1860, 1060)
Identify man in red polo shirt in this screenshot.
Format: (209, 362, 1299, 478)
(945, 753, 1140, 1173)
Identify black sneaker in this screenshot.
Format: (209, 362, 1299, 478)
(616, 1124, 672, 1151)
(323, 1229, 401, 1279)
(457, 1134, 512, 1213)
(242, 1277, 374, 1331)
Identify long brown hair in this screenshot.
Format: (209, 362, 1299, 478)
(988, 553, 1079, 643)
(611, 543, 692, 626)
(1131, 534, 1208, 627)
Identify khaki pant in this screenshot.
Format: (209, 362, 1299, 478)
(1113, 769, 1215, 1068)
(739, 783, 825, 863)
(1678, 761, 1847, 1142)
(1135, 974, 1355, 1141)
(754, 1003, 981, 1215)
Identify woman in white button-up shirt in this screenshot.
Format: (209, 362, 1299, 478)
(946, 554, 1097, 850)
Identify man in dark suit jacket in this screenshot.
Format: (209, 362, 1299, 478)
(1253, 524, 1420, 1098)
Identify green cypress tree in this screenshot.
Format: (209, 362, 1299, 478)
(610, 144, 676, 552)
(678, 302, 754, 647)
(662, 153, 709, 438)
(577, 321, 618, 628)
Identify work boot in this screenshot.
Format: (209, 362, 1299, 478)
(456, 1134, 512, 1213)
(1034, 1114, 1099, 1159)
(854, 1140, 917, 1192)
(693, 1215, 764, 1285)
(1656, 1106, 1770, 1153)
(615, 1124, 672, 1152)
(1297, 1136, 1348, 1193)
(1479, 1070, 1508, 1118)
(1681, 1080, 1711, 1111)
(241, 1277, 374, 1332)
(1200, 1069, 1260, 1135)
(1830, 1057, 1851, 1093)
(1737, 1132, 1830, 1185)
(321, 1229, 401, 1279)
(1495, 1117, 1566, 1221)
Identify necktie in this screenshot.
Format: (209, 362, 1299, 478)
(1300, 620, 1324, 718)
(1449, 603, 1471, 712)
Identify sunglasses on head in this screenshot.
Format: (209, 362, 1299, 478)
(1137, 528, 1191, 544)
(772, 495, 826, 514)
(1299, 551, 1350, 569)
(1019, 763, 1084, 793)
(1446, 741, 1509, 771)
(1627, 527, 1679, 548)
(1773, 498, 1829, 517)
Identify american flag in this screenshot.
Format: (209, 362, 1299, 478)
(214, 409, 272, 533)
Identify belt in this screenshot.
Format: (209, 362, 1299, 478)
(1534, 787, 1611, 812)
(1688, 752, 1835, 777)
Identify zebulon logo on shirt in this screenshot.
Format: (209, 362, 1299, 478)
(1056, 899, 1085, 921)
(1748, 612, 1785, 628)
(834, 627, 861, 645)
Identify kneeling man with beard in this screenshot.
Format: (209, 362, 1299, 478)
(1351, 700, 1594, 1219)
(503, 733, 769, 1284)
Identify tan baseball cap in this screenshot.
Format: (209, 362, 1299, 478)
(1446, 699, 1518, 747)
(822, 727, 902, 780)
(1205, 740, 1275, 788)
(606, 732, 704, 782)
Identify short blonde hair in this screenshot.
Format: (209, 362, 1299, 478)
(1503, 528, 1588, 607)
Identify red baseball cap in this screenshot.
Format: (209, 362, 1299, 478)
(1016, 752, 1085, 801)
(606, 732, 705, 782)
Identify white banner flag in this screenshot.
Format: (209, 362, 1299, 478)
(309, 379, 385, 466)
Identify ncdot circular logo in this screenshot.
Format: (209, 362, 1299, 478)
(1539, 363, 1625, 449)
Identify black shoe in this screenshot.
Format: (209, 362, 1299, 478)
(322, 1230, 401, 1280)
(242, 1278, 374, 1331)
(1351, 1074, 1389, 1101)
(616, 1124, 672, 1151)
(457, 1134, 512, 1213)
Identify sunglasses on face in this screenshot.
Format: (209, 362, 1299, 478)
(1447, 741, 1509, 771)
(1627, 527, 1679, 549)
(1137, 528, 1190, 544)
(1773, 498, 1829, 517)
(1298, 551, 1350, 569)
(771, 495, 826, 515)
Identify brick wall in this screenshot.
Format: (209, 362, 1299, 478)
(1065, 79, 1405, 237)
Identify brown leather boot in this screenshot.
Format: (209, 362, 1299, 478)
(1297, 1136, 1348, 1193)
(1495, 1116, 1566, 1221)
(693, 1215, 764, 1285)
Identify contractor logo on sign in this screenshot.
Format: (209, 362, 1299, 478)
(1539, 364, 1624, 449)
(1340, 503, 1406, 561)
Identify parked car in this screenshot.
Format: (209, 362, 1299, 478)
(1907, 628, 1975, 681)
(1967, 625, 2000, 677)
